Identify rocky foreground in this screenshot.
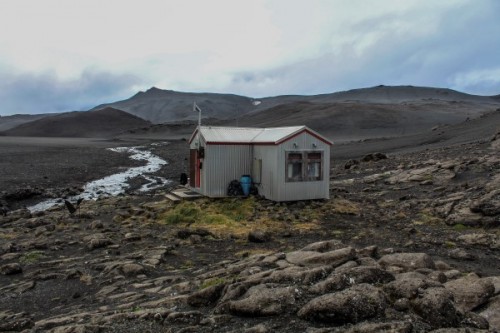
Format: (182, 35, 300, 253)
(0, 133, 499, 332)
(0, 215, 499, 333)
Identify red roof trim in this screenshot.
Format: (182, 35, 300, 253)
(275, 128, 333, 146)
(206, 141, 275, 146)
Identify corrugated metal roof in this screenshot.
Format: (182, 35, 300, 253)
(251, 126, 305, 143)
(190, 125, 332, 145)
(200, 126, 265, 143)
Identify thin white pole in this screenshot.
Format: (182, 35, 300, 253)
(194, 102, 202, 147)
(198, 104, 201, 129)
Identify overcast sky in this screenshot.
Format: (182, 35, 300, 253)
(1, 0, 499, 116)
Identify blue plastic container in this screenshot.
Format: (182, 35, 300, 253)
(240, 175, 252, 196)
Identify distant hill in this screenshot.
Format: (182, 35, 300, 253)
(227, 98, 498, 141)
(4, 85, 499, 140)
(92, 85, 500, 126)
(0, 113, 60, 132)
(91, 87, 257, 123)
(2, 107, 150, 138)
(307, 85, 498, 104)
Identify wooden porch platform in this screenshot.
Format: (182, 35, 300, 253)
(165, 186, 203, 202)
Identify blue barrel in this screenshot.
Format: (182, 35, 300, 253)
(240, 175, 252, 196)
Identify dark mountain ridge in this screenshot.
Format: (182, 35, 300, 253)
(92, 85, 500, 125)
(3, 85, 499, 139)
(91, 87, 256, 124)
(0, 113, 61, 132)
(2, 107, 150, 138)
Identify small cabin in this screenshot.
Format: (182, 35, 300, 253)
(188, 125, 332, 202)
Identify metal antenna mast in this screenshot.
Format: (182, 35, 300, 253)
(194, 102, 202, 148)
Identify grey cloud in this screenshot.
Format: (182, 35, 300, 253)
(229, 0, 500, 97)
(0, 69, 142, 116)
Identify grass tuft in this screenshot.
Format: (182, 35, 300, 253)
(412, 209, 443, 225)
(199, 277, 227, 290)
(19, 251, 46, 264)
(453, 223, 468, 231)
(323, 199, 360, 215)
(159, 197, 329, 239)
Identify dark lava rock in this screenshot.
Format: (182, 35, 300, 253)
(411, 287, 461, 328)
(378, 252, 436, 271)
(5, 187, 42, 201)
(362, 152, 388, 162)
(86, 236, 113, 250)
(188, 283, 226, 307)
(298, 283, 387, 323)
(345, 159, 360, 169)
(229, 284, 300, 316)
(248, 230, 271, 243)
(1, 262, 23, 275)
(177, 228, 212, 239)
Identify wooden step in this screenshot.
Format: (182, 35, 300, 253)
(171, 189, 202, 200)
(165, 193, 181, 203)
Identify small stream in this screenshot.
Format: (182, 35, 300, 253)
(28, 145, 170, 213)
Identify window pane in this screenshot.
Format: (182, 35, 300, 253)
(308, 161, 320, 179)
(287, 161, 303, 181)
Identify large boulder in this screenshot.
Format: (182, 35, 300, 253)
(411, 287, 461, 329)
(301, 239, 345, 253)
(311, 266, 394, 294)
(188, 283, 226, 307)
(479, 295, 500, 332)
(384, 276, 439, 300)
(378, 252, 435, 271)
(298, 283, 387, 323)
(263, 265, 332, 285)
(228, 284, 300, 316)
(286, 247, 356, 267)
(85, 234, 113, 250)
(248, 230, 271, 243)
(470, 189, 500, 216)
(120, 263, 145, 276)
(444, 274, 495, 312)
(0, 263, 22, 275)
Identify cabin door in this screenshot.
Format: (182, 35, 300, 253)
(189, 149, 201, 188)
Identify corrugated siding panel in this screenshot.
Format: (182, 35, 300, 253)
(253, 145, 278, 199)
(201, 144, 252, 197)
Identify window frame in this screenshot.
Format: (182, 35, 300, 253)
(285, 150, 324, 182)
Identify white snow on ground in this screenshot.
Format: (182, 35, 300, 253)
(29, 146, 170, 212)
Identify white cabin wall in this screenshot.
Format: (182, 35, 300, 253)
(203, 144, 252, 197)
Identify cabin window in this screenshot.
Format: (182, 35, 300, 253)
(286, 151, 323, 182)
